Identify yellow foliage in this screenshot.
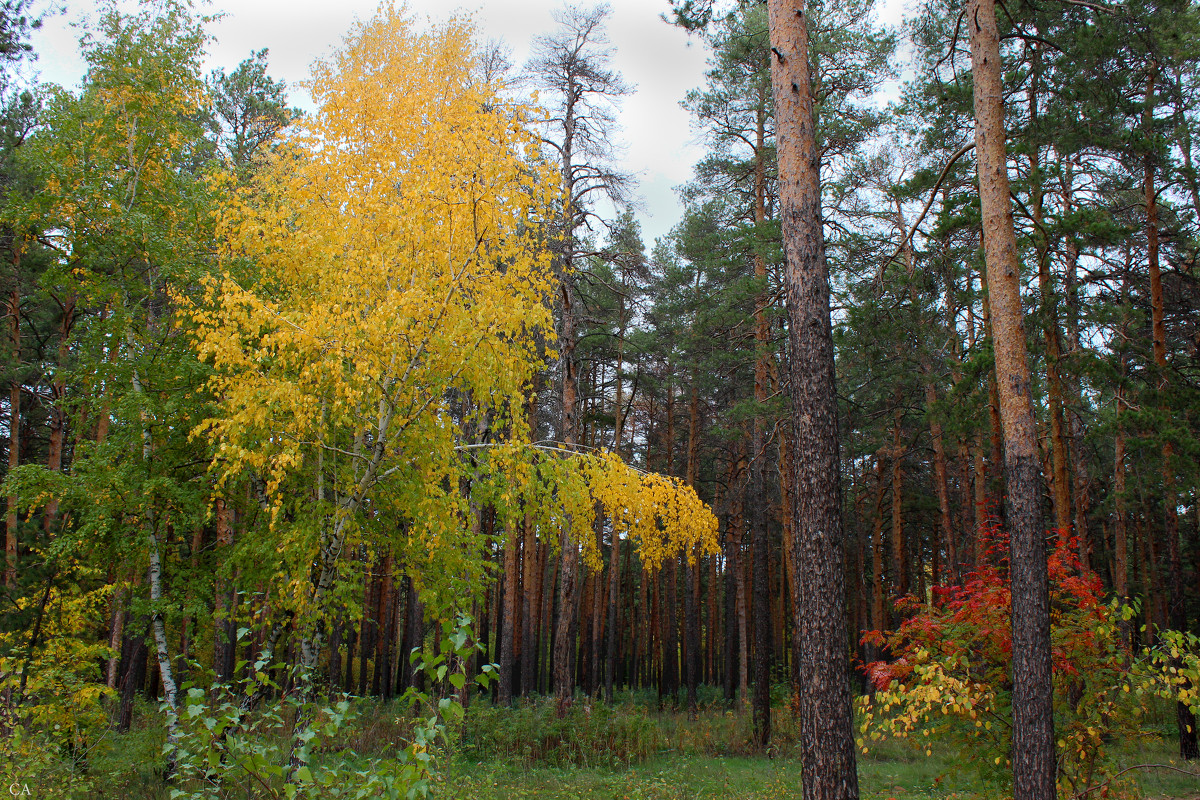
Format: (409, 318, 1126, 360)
(184, 4, 718, 614)
(188, 5, 557, 506)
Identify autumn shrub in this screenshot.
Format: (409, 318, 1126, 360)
(858, 523, 1150, 798)
(462, 696, 659, 767)
(0, 579, 114, 798)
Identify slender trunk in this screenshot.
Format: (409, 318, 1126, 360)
(43, 296, 74, 534)
(869, 457, 887, 644)
(125, 320, 182, 772)
(970, 2, 1055, 794)
(499, 519, 520, 705)
(890, 412, 906, 601)
(767, 2, 858, 795)
(1061, 160, 1091, 567)
(589, 527, 604, 696)
(213, 498, 237, 683)
(1113, 253, 1131, 647)
(723, 530, 738, 705)
(523, 512, 540, 698)
(5, 279, 19, 589)
(926, 382, 956, 582)
(1144, 65, 1197, 761)
(377, 550, 395, 700)
(750, 95, 772, 745)
(983, 293, 1005, 515)
(1028, 48, 1071, 537)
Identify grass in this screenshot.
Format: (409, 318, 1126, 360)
(440, 696, 1200, 800)
(23, 693, 1200, 798)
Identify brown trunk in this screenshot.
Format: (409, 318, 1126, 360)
(589, 533, 604, 696)
(1028, 50, 1072, 538)
(983, 293, 1005, 514)
(970, 1, 1056, 794)
(213, 498, 237, 682)
(376, 550, 395, 700)
(662, 556, 679, 703)
(749, 94, 773, 745)
(1061, 159, 1091, 568)
(684, 383, 702, 715)
(767, 1, 858, 795)
(523, 513, 540, 698)
(1113, 254, 1132, 646)
(926, 382, 956, 582)
(43, 296, 74, 534)
(1144, 65, 1198, 760)
(890, 413, 906, 601)
(499, 519, 520, 705)
(5, 281, 19, 589)
(539, 538, 556, 694)
(870, 457, 886, 639)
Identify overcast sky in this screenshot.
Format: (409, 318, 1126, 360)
(30, 0, 908, 245)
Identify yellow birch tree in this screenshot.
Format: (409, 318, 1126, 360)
(187, 4, 719, 691)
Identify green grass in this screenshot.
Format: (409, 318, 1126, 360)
(29, 695, 1200, 798)
(440, 699, 1200, 800)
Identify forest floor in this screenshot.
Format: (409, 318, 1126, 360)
(85, 695, 1200, 798)
(442, 738, 1200, 799)
(437, 696, 1200, 800)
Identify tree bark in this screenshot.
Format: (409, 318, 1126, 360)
(766, 1, 859, 796)
(969, 1, 1056, 795)
(1144, 64, 1198, 761)
(5, 278, 19, 590)
(499, 520, 521, 705)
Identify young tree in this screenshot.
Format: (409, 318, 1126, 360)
(191, 9, 560, 695)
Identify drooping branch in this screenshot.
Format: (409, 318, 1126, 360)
(877, 141, 975, 285)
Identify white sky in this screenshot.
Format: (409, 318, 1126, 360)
(30, 0, 909, 245)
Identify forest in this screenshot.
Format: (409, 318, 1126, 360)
(1, 0, 1199, 797)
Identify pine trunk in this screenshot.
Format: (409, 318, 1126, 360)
(970, 2, 1056, 794)
(767, 1, 858, 795)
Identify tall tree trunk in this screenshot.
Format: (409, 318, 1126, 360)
(1144, 64, 1198, 761)
(925, 382, 956, 582)
(969, 2, 1055, 795)
(1113, 252, 1132, 647)
(499, 520, 520, 705)
(523, 513, 541, 699)
(684, 382, 702, 715)
(1028, 45, 1071, 538)
(767, 2, 858, 796)
(43, 296, 74, 534)
(750, 93, 773, 746)
(1061, 159, 1091, 568)
(869, 457, 887, 652)
(890, 412, 906, 601)
(213, 498, 237, 683)
(377, 550, 395, 701)
(131, 353, 181, 776)
(5, 278, 19, 590)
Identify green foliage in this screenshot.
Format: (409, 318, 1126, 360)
(167, 613, 488, 800)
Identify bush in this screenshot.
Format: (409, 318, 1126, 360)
(858, 524, 1149, 798)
